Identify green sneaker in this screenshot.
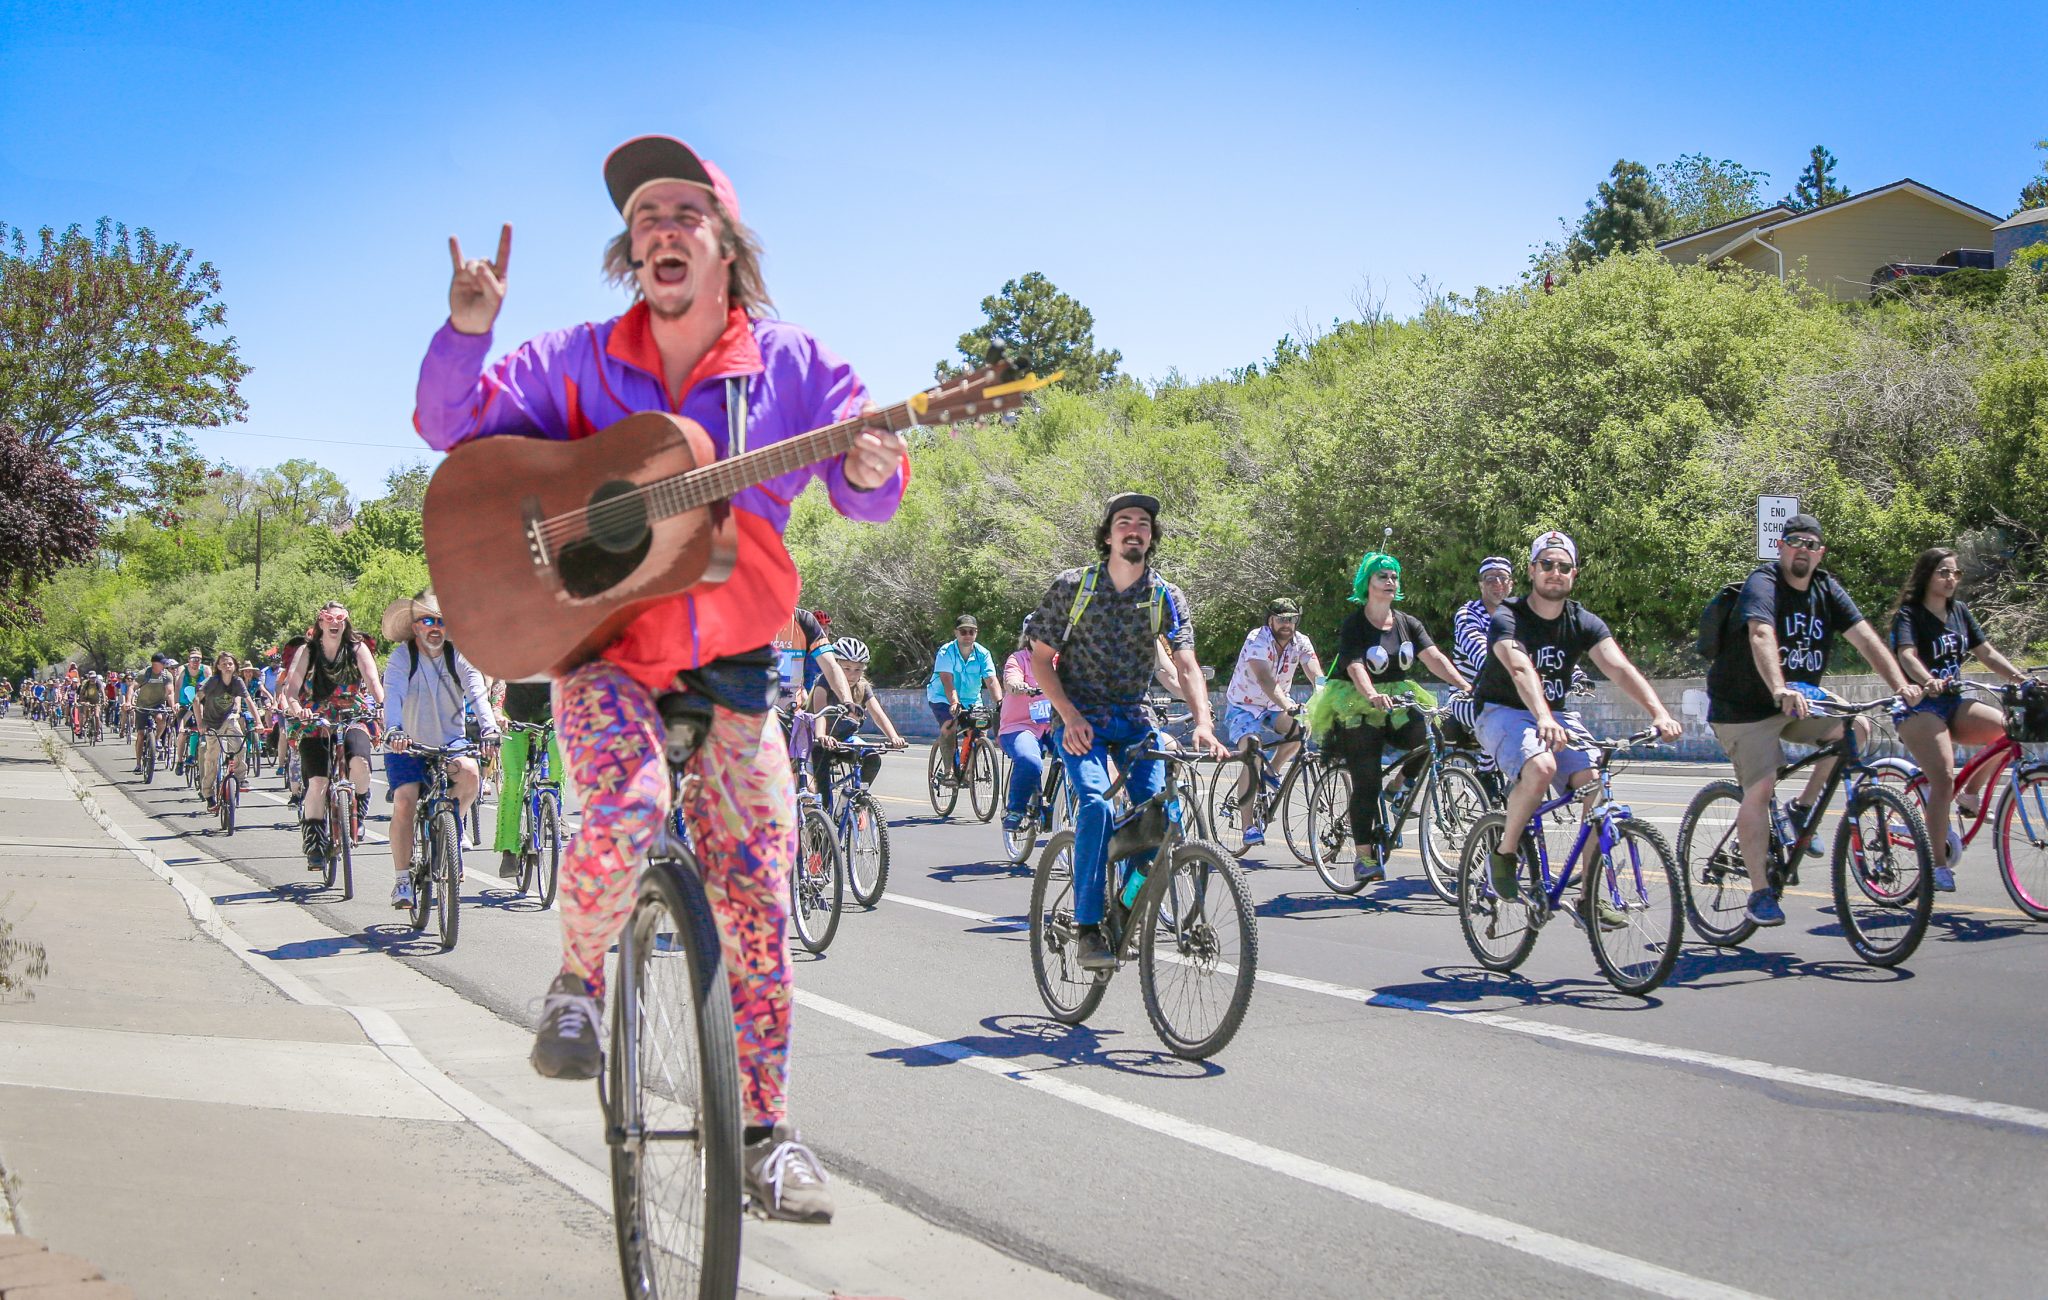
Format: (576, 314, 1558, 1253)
(1489, 849, 1521, 900)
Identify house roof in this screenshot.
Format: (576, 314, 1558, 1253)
(1995, 207, 2048, 231)
(1660, 179, 2000, 258)
(1656, 206, 1794, 252)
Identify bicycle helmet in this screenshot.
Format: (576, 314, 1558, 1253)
(831, 636, 870, 664)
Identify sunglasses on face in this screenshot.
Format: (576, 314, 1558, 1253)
(1781, 536, 1822, 552)
(1933, 567, 1960, 578)
(415, 616, 443, 629)
(1536, 559, 1576, 574)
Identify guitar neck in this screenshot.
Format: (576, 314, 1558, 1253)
(651, 396, 920, 519)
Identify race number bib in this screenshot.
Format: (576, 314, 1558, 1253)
(1029, 698, 1053, 724)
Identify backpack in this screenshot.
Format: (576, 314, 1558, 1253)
(1696, 565, 1822, 659)
(1062, 563, 1169, 643)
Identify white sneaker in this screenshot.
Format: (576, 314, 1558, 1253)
(744, 1122, 834, 1223)
(390, 876, 415, 910)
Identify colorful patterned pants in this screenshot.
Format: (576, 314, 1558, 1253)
(556, 660, 797, 1127)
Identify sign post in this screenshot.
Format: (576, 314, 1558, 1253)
(1757, 496, 1799, 561)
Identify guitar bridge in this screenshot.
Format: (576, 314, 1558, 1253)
(524, 501, 552, 569)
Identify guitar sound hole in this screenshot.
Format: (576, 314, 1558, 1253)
(557, 532, 652, 599)
(588, 480, 650, 553)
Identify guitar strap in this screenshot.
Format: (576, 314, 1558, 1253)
(725, 376, 749, 458)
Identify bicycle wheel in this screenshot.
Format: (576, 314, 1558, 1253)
(1456, 813, 1542, 972)
(1171, 763, 1213, 844)
(337, 788, 358, 901)
(999, 787, 1041, 866)
(1028, 831, 1108, 1023)
(1832, 785, 1932, 967)
(1419, 764, 1492, 905)
(1138, 839, 1258, 1059)
(140, 736, 155, 784)
(1585, 818, 1683, 995)
(1279, 759, 1320, 866)
(1205, 759, 1253, 855)
(966, 738, 999, 822)
(925, 741, 958, 818)
(844, 790, 890, 907)
(219, 775, 237, 835)
(608, 856, 744, 1300)
(1306, 764, 1364, 894)
(1675, 780, 1758, 947)
(409, 843, 433, 933)
(1995, 770, 2048, 920)
(536, 793, 563, 911)
(790, 808, 843, 953)
(433, 810, 462, 950)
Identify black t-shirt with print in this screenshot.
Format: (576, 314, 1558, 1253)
(1474, 598, 1613, 710)
(1889, 600, 1984, 684)
(1707, 568, 1864, 725)
(1334, 609, 1436, 686)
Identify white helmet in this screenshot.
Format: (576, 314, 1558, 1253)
(831, 636, 870, 664)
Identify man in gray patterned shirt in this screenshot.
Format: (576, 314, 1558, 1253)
(1026, 492, 1224, 969)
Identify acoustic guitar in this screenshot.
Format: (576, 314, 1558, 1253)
(421, 353, 1059, 680)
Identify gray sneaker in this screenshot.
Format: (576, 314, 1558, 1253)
(530, 971, 603, 1080)
(744, 1122, 835, 1223)
(390, 875, 415, 910)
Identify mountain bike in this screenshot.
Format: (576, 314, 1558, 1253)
(1205, 710, 1326, 863)
(784, 705, 845, 953)
(1676, 695, 1934, 967)
(602, 700, 743, 1300)
(398, 743, 469, 950)
(206, 727, 246, 835)
(1308, 706, 1495, 899)
(299, 710, 374, 901)
(135, 707, 172, 783)
(84, 703, 103, 746)
(1457, 730, 1681, 995)
(1863, 675, 2048, 918)
(506, 721, 565, 909)
(927, 705, 997, 821)
(1029, 745, 1258, 1059)
(999, 732, 1073, 867)
(814, 716, 900, 908)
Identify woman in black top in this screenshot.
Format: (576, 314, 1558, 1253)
(1309, 551, 1471, 885)
(1887, 547, 2029, 884)
(193, 652, 253, 809)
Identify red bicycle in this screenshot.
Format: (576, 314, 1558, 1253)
(1869, 672, 2048, 918)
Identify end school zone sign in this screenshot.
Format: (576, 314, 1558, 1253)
(1757, 496, 1799, 561)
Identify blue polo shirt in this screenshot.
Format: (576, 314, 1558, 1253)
(926, 640, 997, 707)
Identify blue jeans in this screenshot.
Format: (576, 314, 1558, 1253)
(1001, 728, 1049, 816)
(1056, 707, 1163, 926)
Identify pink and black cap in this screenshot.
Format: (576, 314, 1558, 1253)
(603, 135, 742, 224)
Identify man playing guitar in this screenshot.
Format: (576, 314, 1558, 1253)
(414, 135, 908, 1223)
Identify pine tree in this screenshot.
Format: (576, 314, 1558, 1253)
(1782, 146, 1849, 212)
(1567, 160, 1674, 264)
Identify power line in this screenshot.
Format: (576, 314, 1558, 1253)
(202, 429, 428, 452)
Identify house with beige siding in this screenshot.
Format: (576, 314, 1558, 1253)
(1657, 180, 1999, 300)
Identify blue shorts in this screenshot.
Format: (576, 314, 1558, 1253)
(928, 700, 957, 727)
(1895, 691, 1963, 726)
(384, 750, 427, 790)
(1475, 705, 1596, 791)
(1223, 704, 1291, 748)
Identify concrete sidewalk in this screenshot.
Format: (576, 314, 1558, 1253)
(0, 717, 1099, 1299)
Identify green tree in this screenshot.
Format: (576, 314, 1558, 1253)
(257, 458, 351, 528)
(939, 272, 1122, 392)
(2018, 139, 2048, 214)
(1656, 154, 1772, 237)
(0, 423, 102, 629)
(1568, 161, 1674, 264)
(0, 220, 248, 510)
(377, 460, 433, 514)
(307, 501, 423, 580)
(1782, 145, 1849, 212)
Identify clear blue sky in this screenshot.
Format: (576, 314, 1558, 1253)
(5, 0, 2044, 500)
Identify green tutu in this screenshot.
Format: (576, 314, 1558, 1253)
(1305, 677, 1436, 740)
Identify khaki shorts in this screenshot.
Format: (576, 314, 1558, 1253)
(1713, 713, 1844, 789)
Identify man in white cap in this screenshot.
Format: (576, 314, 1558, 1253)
(380, 591, 497, 910)
(1469, 531, 1681, 902)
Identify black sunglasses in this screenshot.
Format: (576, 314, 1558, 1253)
(1536, 559, 1577, 574)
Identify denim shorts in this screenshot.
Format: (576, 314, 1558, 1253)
(1223, 703, 1290, 748)
(384, 750, 428, 790)
(1894, 691, 1963, 726)
(1475, 705, 1595, 791)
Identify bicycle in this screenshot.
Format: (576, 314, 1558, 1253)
(1864, 674, 2048, 918)
(1676, 695, 1935, 967)
(398, 742, 469, 950)
(784, 705, 846, 953)
(812, 711, 899, 908)
(200, 727, 247, 835)
(134, 707, 172, 784)
(1204, 709, 1325, 863)
(998, 731, 1072, 867)
(1306, 705, 1496, 900)
(505, 721, 565, 909)
(1029, 744, 1258, 1058)
(298, 710, 375, 901)
(926, 704, 998, 822)
(602, 696, 744, 1300)
(1457, 729, 1683, 995)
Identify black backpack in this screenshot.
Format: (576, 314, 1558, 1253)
(1695, 566, 1774, 659)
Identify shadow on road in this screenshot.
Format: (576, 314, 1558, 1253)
(1381, 964, 1667, 1011)
(870, 1012, 1221, 1080)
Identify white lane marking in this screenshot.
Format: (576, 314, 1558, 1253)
(880, 893, 2048, 1136)
(796, 990, 1763, 1300)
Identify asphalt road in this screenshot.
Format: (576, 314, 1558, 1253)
(60, 725, 2048, 1298)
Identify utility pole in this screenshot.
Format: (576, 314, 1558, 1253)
(254, 508, 263, 592)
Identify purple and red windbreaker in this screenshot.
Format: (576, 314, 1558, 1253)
(414, 302, 907, 693)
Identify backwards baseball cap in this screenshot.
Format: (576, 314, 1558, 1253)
(1529, 531, 1577, 565)
(1478, 556, 1513, 578)
(1782, 513, 1823, 541)
(604, 135, 742, 225)
(1102, 491, 1161, 524)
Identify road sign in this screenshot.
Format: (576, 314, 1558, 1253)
(1757, 496, 1799, 561)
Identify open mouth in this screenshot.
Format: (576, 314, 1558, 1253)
(650, 252, 689, 287)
